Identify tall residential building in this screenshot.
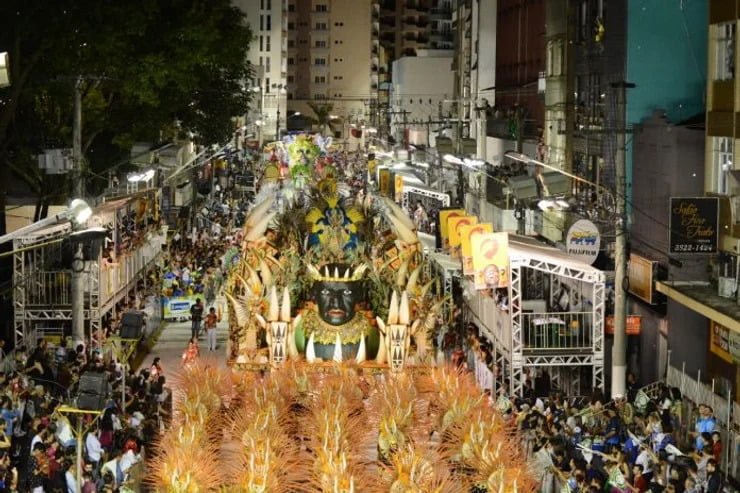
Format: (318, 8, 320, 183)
(286, 0, 374, 138)
(235, 0, 287, 141)
(377, 0, 455, 136)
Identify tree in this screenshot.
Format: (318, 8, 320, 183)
(307, 102, 337, 136)
(0, 0, 254, 234)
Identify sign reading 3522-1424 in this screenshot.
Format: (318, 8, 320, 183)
(669, 197, 719, 254)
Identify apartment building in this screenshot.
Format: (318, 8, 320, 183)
(286, 0, 373, 137)
(235, 0, 287, 141)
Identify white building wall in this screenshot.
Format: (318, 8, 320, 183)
(390, 52, 454, 145)
(235, 0, 286, 141)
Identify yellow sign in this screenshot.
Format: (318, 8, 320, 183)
(439, 209, 465, 251)
(447, 216, 477, 260)
(461, 223, 493, 275)
(394, 175, 404, 202)
(710, 321, 734, 363)
(379, 169, 391, 196)
(264, 163, 280, 181)
(368, 159, 377, 175)
(471, 232, 509, 290)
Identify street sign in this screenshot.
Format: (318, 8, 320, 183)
(669, 197, 719, 254)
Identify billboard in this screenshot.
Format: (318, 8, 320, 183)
(438, 209, 465, 251)
(471, 232, 509, 290)
(447, 215, 478, 253)
(605, 315, 641, 335)
(461, 223, 493, 275)
(669, 197, 719, 254)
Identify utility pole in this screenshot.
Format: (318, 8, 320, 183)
(611, 80, 635, 399)
(71, 76, 85, 346)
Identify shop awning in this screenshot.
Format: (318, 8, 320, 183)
(656, 281, 740, 333)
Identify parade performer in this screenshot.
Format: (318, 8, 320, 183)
(181, 337, 200, 366)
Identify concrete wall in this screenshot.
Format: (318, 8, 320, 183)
(666, 299, 708, 377)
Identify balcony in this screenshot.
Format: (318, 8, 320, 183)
(520, 312, 594, 352)
(26, 271, 71, 307)
(101, 233, 165, 307)
(429, 28, 453, 42)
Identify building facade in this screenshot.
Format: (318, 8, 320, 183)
(286, 0, 373, 137)
(656, 0, 740, 400)
(235, 0, 288, 141)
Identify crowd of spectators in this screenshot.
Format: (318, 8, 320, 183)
(455, 324, 732, 493)
(0, 335, 169, 492)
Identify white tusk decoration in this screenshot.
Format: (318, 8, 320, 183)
(332, 333, 343, 362)
(306, 332, 316, 363)
(244, 211, 276, 241)
(280, 287, 291, 322)
(399, 291, 410, 325)
(388, 291, 399, 325)
(255, 314, 267, 329)
(334, 267, 340, 280)
(244, 196, 275, 229)
(344, 268, 350, 279)
(406, 265, 421, 293)
(324, 266, 331, 278)
(355, 333, 366, 363)
(268, 286, 279, 322)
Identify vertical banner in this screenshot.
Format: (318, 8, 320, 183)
(471, 232, 509, 290)
(379, 169, 391, 197)
(438, 209, 465, 251)
(394, 174, 404, 202)
(447, 216, 478, 258)
(461, 223, 493, 275)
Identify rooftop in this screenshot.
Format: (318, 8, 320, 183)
(656, 281, 740, 333)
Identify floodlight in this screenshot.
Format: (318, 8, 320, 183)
(69, 199, 93, 225)
(443, 154, 464, 165)
(537, 199, 555, 211)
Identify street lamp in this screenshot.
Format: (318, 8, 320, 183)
(271, 83, 287, 139)
(505, 150, 628, 398)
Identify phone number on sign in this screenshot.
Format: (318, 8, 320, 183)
(672, 244, 714, 253)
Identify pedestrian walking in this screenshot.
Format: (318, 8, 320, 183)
(190, 298, 204, 340)
(204, 307, 221, 352)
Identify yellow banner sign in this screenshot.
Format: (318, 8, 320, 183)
(448, 215, 477, 251)
(439, 209, 465, 251)
(471, 232, 509, 289)
(461, 223, 493, 275)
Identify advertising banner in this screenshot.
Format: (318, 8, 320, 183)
(394, 174, 404, 202)
(565, 219, 601, 265)
(471, 232, 509, 290)
(447, 216, 478, 256)
(438, 209, 465, 251)
(461, 223, 493, 275)
(669, 197, 719, 254)
(628, 253, 657, 304)
(605, 315, 641, 335)
(379, 169, 391, 197)
(162, 296, 197, 320)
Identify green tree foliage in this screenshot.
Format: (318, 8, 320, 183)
(0, 0, 253, 233)
(307, 102, 336, 136)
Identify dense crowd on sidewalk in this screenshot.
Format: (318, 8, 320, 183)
(0, 336, 172, 492)
(454, 322, 731, 493)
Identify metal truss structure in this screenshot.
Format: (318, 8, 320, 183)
(401, 186, 450, 211)
(428, 252, 461, 320)
(12, 206, 162, 352)
(464, 250, 605, 398)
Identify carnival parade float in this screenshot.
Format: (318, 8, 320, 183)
(148, 135, 535, 492)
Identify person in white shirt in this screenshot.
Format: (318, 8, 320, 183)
(86, 429, 103, 464)
(65, 462, 77, 493)
(119, 448, 140, 477)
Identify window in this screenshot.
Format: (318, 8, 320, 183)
(266, 0, 271, 9)
(288, 4, 294, 12)
(266, 36, 271, 51)
(287, 75, 295, 83)
(314, 75, 326, 83)
(259, 36, 263, 51)
(315, 40, 327, 48)
(266, 15, 271, 31)
(265, 78, 270, 92)
(314, 94, 327, 100)
(316, 4, 328, 12)
(260, 15, 264, 31)
(314, 58, 326, 65)
(265, 57, 271, 72)
(315, 22, 327, 30)
(714, 137, 734, 194)
(288, 22, 295, 30)
(288, 57, 295, 65)
(716, 22, 736, 81)
(288, 39, 295, 48)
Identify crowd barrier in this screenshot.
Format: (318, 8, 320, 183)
(665, 363, 740, 483)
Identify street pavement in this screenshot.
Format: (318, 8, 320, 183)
(136, 296, 231, 381)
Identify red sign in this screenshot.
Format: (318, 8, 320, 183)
(605, 315, 641, 335)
